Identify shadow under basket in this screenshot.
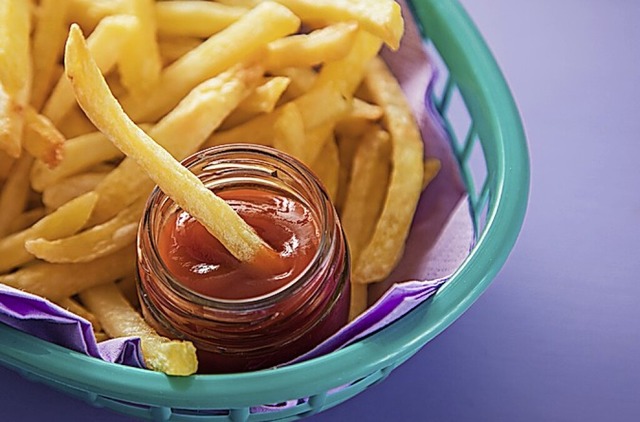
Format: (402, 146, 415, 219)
(0, 0, 529, 421)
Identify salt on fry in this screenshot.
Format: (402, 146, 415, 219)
(352, 57, 425, 284)
(65, 24, 277, 265)
(0, 246, 136, 302)
(0, 192, 98, 273)
(26, 198, 144, 263)
(79, 282, 198, 376)
(43, 14, 138, 125)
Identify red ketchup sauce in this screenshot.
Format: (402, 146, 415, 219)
(137, 145, 350, 374)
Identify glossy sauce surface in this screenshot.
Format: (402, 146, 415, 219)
(157, 189, 320, 300)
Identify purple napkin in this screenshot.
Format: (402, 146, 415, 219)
(0, 284, 145, 368)
(0, 0, 473, 374)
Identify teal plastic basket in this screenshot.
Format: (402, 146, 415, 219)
(0, 0, 529, 420)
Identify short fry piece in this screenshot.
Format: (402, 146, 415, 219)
(43, 14, 138, 125)
(265, 21, 358, 70)
(66, 25, 273, 263)
(274, 0, 404, 50)
(30, 0, 71, 111)
(352, 58, 424, 284)
(0, 246, 135, 302)
(26, 198, 144, 263)
(0, 192, 98, 273)
(122, 1, 300, 122)
(22, 107, 65, 168)
(80, 282, 198, 376)
(0, 155, 33, 237)
(341, 129, 391, 262)
(155, 1, 247, 38)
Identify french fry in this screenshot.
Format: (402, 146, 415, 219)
(43, 14, 138, 125)
(87, 63, 262, 225)
(31, 130, 123, 192)
(270, 67, 317, 101)
(58, 106, 97, 138)
(272, 102, 306, 162)
(0, 246, 135, 302)
(7, 208, 46, 234)
(219, 76, 290, 129)
(0, 0, 31, 157)
(57, 297, 102, 332)
(42, 171, 108, 209)
(117, 0, 162, 98)
(352, 57, 424, 284)
(341, 128, 391, 262)
(349, 282, 368, 321)
(310, 134, 339, 201)
(30, 0, 71, 111)
(79, 282, 198, 376)
(273, 0, 404, 50)
(22, 107, 65, 168)
(315, 29, 382, 98)
(26, 198, 144, 263)
(0, 150, 14, 181)
(0, 155, 33, 237)
(121, 1, 300, 122)
(0, 192, 98, 273)
(155, 1, 247, 38)
(68, 0, 124, 32)
(158, 36, 202, 66)
(264, 21, 358, 70)
(66, 25, 275, 264)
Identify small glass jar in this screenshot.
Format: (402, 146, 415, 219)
(136, 144, 350, 373)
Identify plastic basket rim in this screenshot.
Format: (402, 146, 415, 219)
(0, 0, 529, 411)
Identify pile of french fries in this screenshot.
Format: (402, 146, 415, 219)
(0, 0, 439, 376)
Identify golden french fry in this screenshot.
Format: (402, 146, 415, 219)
(158, 36, 202, 66)
(315, 29, 382, 98)
(66, 25, 273, 263)
(22, 107, 65, 168)
(0, 192, 98, 273)
(422, 157, 441, 191)
(68, 0, 124, 31)
(43, 14, 138, 125)
(349, 282, 368, 321)
(0, 246, 135, 302)
(0, 155, 33, 237)
(270, 67, 317, 101)
(352, 57, 424, 284)
(341, 128, 391, 262)
(272, 103, 307, 162)
(274, 0, 404, 50)
(31, 131, 123, 192)
(264, 21, 358, 70)
(0, 0, 31, 158)
(207, 81, 349, 148)
(335, 133, 361, 212)
(57, 297, 103, 332)
(79, 282, 198, 376)
(155, 1, 247, 38)
(58, 106, 97, 138)
(121, 1, 300, 122)
(26, 198, 144, 263)
(236, 77, 290, 115)
(7, 208, 46, 234)
(310, 134, 339, 201)
(42, 171, 108, 209)
(117, 0, 162, 98)
(88, 63, 262, 225)
(30, 0, 71, 111)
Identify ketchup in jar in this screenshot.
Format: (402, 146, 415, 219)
(136, 145, 350, 373)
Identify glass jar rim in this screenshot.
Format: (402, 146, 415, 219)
(139, 144, 337, 310)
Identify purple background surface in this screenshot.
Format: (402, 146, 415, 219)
(2, 1, 640, 421)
